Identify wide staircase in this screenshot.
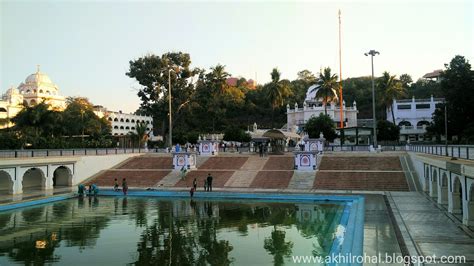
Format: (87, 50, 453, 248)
(84, 155, 172, 188)
(313, 155, 409, 191)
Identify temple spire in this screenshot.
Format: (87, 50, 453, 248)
(36, 64, 41, 73)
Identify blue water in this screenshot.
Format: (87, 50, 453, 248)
(0, 197, 346, 265)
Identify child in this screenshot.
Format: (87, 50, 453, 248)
(203, 179, 207, 192)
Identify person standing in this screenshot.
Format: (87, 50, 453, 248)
(114, 178, 119, 191)
(206, 173, 213, 192)
(193, 177, 197, 191)
(122, 178, 128, 195)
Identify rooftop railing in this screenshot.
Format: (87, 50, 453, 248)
(0, 148, 169, 159)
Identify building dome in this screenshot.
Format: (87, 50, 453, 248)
(304, 84, 338, 102)
(25, 69, 53, 85)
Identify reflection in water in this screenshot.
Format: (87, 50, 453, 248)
(0, 198, 345, 265)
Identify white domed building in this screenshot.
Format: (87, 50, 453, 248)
(1, 67, 67, 128)
(17, 66, 66, 109)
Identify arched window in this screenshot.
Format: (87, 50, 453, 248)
(120, 126, 124, 129)
(46, 90, 51, 95)
(146, 121, 150, 124)
(114, 126, 118, 129)
(125, 119, 130, 123)
(120, 118, 124, 122)
(131, 119, 135, 123)
(30, 99, 37, 105)
(26, 90, 31, 94)
(398, 121, 412, 127)
(0, 107, 7, 112)
(114, 133, 118, 136)
(131, 127, 135, 130)
(114, 118, 118, 122)
(39, 89, 44, 93)
(125, 126, 130, 130)
(417, 120, 430, 127)
(108, 117, 113, 121)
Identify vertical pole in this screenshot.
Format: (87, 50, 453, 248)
(444, 103, 448, 156)
(371, 55, 377, 148)
(168, 69, 172, 148)
(338, 10, 344, 129)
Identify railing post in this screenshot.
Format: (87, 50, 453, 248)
(467, 147, 470, 160)
(15, 151, 18, 158)
(96, 149, 98, 155)
(31, 150, 34, 157)
(60, 150, 63, 156)
(458, 146, 461, 158)
(72, 150, 75, 156)
(106, 148, 108, 155)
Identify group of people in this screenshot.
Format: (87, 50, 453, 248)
(77, 183, 99, 196)
(114, 178, 128, 195)
(189, 173, 213, 197)
(258, 143, 268, 157)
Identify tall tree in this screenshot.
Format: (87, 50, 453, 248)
(430, 55, 474, 142)
(312, 67, 338, 115)
(126, 52, 199, 144)
(264, 68, 292, 128)
(377, 72, 406, 124)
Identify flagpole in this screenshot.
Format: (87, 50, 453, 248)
(338, 9, 344, 129)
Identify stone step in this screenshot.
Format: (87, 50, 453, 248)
(288, 171, 316, 190)
(241, 156, 269, 170)
(156, 171, 182, 187)
(224, 170, 258, 188)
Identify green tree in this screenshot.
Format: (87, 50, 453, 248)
(377, 71, 406, 123)
(312, 67, 338, 115)
(377, 120, 400, 142)
(264, 228, 294, 266)
(126, 52, 199, 144)
(264, 68, 292, 127)
(304, 114, 337, 142)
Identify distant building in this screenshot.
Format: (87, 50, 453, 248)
(1, 67, 66, 128)
(226, 77, 256, 89)
(95, 107, 153, 136)
(287, 84, 358, 132)
(387, 96, 444, 142)
(422, 69, 443, 82)
(1, 67, 154, 136)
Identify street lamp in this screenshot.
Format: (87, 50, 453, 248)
(168, 69, 173, 148)
(365, 50, 380, 149)
(444, 101, 448, 156)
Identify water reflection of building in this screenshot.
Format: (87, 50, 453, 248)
(172, 200, 220, 221)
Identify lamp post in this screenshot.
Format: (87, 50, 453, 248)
(444, 101, 448, 156)
(365, 50, 380, 148)
(168, 69, 173, 148)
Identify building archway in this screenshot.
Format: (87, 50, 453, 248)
(440, 173, 449, 205)
(468, 183, 474, 225)
(451, 177, 463, 214)
(53, 166, 72, 187)
(399, 121, 412, 127)
(22, 168, 45, 191)
(0, 171, 13, 195)
(431, 169, 438, 198)
(424, 166, 430, 192)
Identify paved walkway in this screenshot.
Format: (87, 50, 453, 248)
(387, 191, 474, 265)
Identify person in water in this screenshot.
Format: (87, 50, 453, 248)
(122, 178, 128, 195)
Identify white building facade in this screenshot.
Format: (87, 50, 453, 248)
(287, 85, 358, 132)
(1, 67, 154, 136)
(387, 96, 444, 142)
(1, 67, 66, 129)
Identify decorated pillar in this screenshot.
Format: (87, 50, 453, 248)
(172, 152, 197, 170)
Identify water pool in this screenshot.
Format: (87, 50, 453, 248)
(0, 193, 364, 265)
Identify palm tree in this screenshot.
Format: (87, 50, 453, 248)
(378, 71, 406, 124)
(265, 68, 292, 127)
(311, 67, 339, 115)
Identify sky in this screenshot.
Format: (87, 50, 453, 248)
(1, 0, 473, 113)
